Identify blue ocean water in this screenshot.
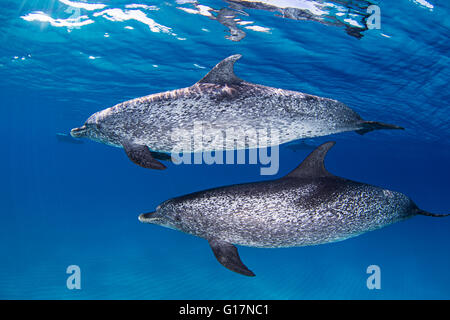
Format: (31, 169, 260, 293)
(1, 0, 449, 299)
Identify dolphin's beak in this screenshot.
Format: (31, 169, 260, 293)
(138, 212, 159, 224)
(70, 125, 87, 138)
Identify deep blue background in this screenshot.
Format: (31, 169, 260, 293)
(0, 0, 449, 299)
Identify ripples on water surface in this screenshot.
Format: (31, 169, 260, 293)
(0, 0, 449, 299)
(2, 0, 449, 143)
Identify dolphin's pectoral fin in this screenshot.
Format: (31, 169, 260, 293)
(285, 141, 336, 179)
(122, 141, 166, 170)
(355, 121, 405, 135)
(208, 239, 255, 277)
(149, 151, 172, 162)
(197, 54, 243, 85)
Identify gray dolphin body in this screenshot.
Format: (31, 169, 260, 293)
(139, 142, 448, 276)
(71, 55, 403, 170)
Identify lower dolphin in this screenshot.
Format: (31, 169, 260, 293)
(139, 142, 448, 276)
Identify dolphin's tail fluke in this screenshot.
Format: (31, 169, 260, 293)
(355, 121, 405, 135)
(417, 210, 450, 218)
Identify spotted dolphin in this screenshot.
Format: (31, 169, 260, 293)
(71, 55, 403, 170)
(139, 142, 448, 276)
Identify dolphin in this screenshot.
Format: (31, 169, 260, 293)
(139, 142, 448, 276)
(71, 55, 403, 170)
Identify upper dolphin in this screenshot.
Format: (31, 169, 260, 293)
(71, 55, 403, 170)
(139, 142, 448, 276)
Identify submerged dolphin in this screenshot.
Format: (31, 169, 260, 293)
(139, 142, 448, 276)
(56, 133, 84, 145)
(71, 55, 403, 170)
(284, 139, 317, 152)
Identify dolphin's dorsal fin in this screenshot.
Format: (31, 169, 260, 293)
(285, 141, 336, 179)
(197, 54, 243, 85)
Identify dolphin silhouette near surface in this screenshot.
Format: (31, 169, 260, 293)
(139, 142, 448, 276)
(71, 55, 403, 170)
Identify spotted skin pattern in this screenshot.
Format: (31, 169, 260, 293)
(150, 176, 417, 248)
(139, 142, 446, 276)
(80, 82, 363, 152)
(71, 55, 401, 158)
